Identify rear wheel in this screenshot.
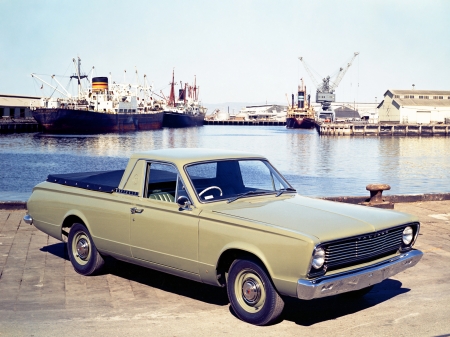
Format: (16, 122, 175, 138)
(67, 223, 104, 276)
(227, 259, 284, 325)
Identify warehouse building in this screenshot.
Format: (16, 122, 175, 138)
(0, 94, 42, 119)
(378, 90, 450, 124)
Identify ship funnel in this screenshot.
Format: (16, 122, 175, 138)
(179, 88, 185, 101)
(92, 77, 109, 92)
(298, 89, 305, 109)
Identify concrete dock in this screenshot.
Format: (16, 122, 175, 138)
(317, 122, 450, 136)
(204, 120, 286, 126)
(0, 201, 449, 336)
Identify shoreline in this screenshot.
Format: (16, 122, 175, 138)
(2, 192, 450, 210)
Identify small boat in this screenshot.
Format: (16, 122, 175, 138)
(286, 79, 315, 129)
(31, 57, 164, 134)
(162, 70, 206, 128)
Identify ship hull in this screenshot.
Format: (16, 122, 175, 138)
(162, 111, 205, 128)
(32, 108, 164, 134)
(286, 117, 315, 129)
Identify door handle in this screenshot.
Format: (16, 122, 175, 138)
(130, 207, 144, 214)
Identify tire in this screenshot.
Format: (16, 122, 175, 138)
(341, 285, 374, 299)
(227, 259, 284, 326)
(67, 223, 104, 276)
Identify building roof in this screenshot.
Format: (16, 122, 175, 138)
(334, 106, 360, 118)
(0, 94, 42, 107)
(387, 89, 450, 96)
(381, 89, 450, 108)
(392, 98, 450, 107)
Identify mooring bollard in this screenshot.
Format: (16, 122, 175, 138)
(360, 183, 394, 209)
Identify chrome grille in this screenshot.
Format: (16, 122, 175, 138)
(324, 226, 404, 270)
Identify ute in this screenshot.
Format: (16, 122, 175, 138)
(24, 148, 422, 325)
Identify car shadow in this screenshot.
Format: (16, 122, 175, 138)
(40, 242, 69, 260)
(281, 279, 409, 326)
(40, 243, 229, 306)
(107, 259, 230, 306)
(39, 243, 408, 318)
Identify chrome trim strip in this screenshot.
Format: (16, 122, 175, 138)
(23, 214, 33, 225)
(297, 249, 423, 300)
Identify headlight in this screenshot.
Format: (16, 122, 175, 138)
(402, 226, 413, 245)
(312, 247, 325, 269)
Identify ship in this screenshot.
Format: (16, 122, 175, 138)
(31, 58, 164, 134)
(286, 79, 315, 129)
(162, 70, 206, 128)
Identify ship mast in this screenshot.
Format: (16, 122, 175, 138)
(168, 69, 176, 107)
(70, 57, 88, 99)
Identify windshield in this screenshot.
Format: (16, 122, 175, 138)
(185, 159, 293, 203)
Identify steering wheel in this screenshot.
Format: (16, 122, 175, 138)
(198, 186, 223, 197)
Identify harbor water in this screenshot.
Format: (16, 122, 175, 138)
(1, 126, 449, 201)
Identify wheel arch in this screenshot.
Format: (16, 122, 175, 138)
(61, 211, 90, 242)
(215, 245, 273, 287)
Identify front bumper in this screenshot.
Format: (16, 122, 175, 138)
(297, 249, 423, 300)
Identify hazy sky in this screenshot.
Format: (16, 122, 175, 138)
(1, 0, 449, 105)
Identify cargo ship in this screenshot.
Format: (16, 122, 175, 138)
(31, 58, 164, 133)
(286, 79, 315, 129)
(162, 70, 206, 128)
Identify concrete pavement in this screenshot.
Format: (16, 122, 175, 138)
(0, 201, 449, 336)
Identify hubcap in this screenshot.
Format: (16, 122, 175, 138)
(76, 238, 89, 260)
(242, 278, 261, 305)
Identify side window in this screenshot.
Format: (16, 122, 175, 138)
(146, 162, 178, 202)
(239, 160, 275, 191)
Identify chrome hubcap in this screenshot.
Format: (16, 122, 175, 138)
(76, 238, 89, 260)
(242, 278, 261, 305)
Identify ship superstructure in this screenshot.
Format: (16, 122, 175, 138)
(285, 79, 315, 129)
(30, 57, 164, 133)
(161, 70, 206, 127)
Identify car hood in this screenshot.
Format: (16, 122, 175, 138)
(211, 195, 417, 242)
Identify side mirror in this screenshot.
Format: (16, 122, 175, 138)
(177, 196, 193, 211)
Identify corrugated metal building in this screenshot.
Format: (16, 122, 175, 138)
(378, 90, 450, 124)
(0, 94, 42, 119)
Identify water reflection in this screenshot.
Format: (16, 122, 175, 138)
(0, 127, 449, 201)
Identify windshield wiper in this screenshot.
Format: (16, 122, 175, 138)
(275, 187, 297, 197)
(227, 191, 260, 204)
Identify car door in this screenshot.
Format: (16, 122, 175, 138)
(130, 161, 200, 274)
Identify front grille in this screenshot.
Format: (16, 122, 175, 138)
(324, 226, 406, 271)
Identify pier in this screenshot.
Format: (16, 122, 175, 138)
(204, 120, 286, 126)
(0, 118, 42, 134)
(316, 123, 450, 136)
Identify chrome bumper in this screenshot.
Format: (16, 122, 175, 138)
(23, 214, 33, 225)
(297, 249, 423, 300)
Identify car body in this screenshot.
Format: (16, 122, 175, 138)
(25, 148, 423, 325)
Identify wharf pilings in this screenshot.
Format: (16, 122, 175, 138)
(204, 120, 286, 126)
(316, 123, 450, 136)
(0, 119, 42, 133)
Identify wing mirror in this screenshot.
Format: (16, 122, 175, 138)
(177, 196, 193, 211)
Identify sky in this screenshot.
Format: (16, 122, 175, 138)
(1, 0, 449, 106)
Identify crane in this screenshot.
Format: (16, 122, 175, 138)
(298, 52, 359, 111)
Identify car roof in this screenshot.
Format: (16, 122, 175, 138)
(131, 148, 266, 166)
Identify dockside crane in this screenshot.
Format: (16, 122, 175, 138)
(299, 52, 359, 111)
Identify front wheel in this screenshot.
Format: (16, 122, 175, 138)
(67, 223, 104, 276)
(227, 259, 284, 325)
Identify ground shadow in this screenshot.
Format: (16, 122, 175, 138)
(107, 259, 229, 306)
(40, 242, 69, 260)
(38, 243, 407, 316)
(281, 279, 409, 326)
